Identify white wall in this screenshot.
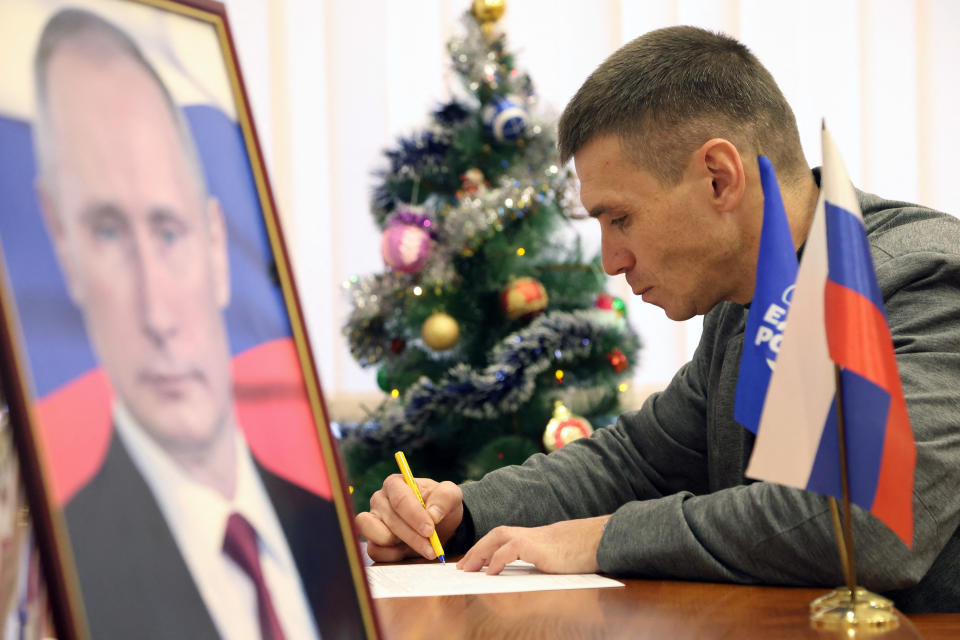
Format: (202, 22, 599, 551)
(222, 0, 960, 414)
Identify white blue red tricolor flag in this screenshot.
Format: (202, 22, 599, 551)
(734, 156, 798, 434)
(746, 125, 916, 547)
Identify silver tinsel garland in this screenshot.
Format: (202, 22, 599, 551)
(341, 309, 633, 450)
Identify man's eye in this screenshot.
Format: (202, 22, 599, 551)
(154, 220, 188, 245)
(159, 227, 180, 244)
(610, 216, 627, 228)
(93, 220, 125, 241)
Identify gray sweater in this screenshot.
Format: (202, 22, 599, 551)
(455, 182, 960, 613)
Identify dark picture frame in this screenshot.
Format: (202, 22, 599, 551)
(0, 1, 379, 637)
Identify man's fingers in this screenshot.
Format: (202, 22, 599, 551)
(356, 474, 464, 562)
(355, 510, 429, 562)
(422, 480, 464, 540)
(355, 511, 399, 547)
(365, 541, 414, 563)
(370, 481, 436, 559)
(457, 546, 490, 572)
(457, 525, 510, 572)
(421, 480, 458, 519)
(457, 518, 607, 574)
(382, 474, 436, 537)
(354, 511, 418, 561)
(486, 541, 522, 575)
(370, 508, 436, 560)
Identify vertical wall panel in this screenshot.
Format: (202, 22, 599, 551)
(323, 1, 390, 392)
(918, 0, 960, 215)
(385, 1, 446, 139)
(223, 0, 272, 165)
(676, 0, 740, 34)
(860, 0, 919, 203)
(620, 0, 677, 44)
(499, 0, 621, 111)
(283, 1, 336, 391)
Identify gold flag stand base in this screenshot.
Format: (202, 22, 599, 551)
(809, 586, 898, 632)
(810, 586, 893, 614)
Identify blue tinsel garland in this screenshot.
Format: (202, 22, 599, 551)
(341, 309, 631, 450)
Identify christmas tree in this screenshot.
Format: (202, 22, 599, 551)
(340, 1, 640, 510)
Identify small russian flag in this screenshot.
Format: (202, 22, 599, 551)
(746, 125, 916, 547)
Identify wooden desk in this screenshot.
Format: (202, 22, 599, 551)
(374, 576, 959, 639)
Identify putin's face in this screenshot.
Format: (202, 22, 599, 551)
(40, 50, 233, 460)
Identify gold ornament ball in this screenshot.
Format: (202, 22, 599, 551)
(422, 312, 460, 350)
(472, 0, 506, 24)
(542, 401, 594, 453)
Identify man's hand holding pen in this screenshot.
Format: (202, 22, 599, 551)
(357, 474, 463, 562)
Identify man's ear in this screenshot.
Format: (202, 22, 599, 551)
(696, 138, 745, 214)
(35, 179, 84, 305)
(206, 196, 231, 309)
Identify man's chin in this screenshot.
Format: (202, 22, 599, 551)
(132, 408, 225, 454)
(660, 302, 697, 322)
(636, 291, 672, 317)
(150, 430, 225, 462)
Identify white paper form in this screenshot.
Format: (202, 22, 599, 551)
(366, 561, 624, 598)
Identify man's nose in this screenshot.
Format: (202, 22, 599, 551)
(601, 241, 634, 277)
(132, 238, 177, 347)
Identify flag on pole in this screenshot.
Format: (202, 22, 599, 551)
(734, 156, 798, 434)
(746, 125, 916, 547)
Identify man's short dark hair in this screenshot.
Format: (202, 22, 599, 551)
(558, 26, 808, 185)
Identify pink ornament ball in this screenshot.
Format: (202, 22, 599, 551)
(381, 223, 432, 273)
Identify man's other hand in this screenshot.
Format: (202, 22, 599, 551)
(456, 515, 611, 575)
(355, 474, 463, 562)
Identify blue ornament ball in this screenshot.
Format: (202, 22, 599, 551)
(482, 96, 528, 142)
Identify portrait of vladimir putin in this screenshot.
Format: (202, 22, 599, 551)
(27, 7, 363, 639)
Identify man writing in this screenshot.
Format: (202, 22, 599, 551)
(33, 9, 360, 638)
(356, 26, 960, 613)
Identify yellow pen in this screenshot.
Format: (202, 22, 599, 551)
(394, 451, 446, 563)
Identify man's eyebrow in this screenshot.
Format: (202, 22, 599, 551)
(148, 206, 186, 224)
(80, 202, 124, 224)
(588, 204, 608, 219)
(589, 204, 626, 219)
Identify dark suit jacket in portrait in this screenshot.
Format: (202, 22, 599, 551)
(64, 432, 365, 639)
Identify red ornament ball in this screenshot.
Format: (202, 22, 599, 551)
(542, 401, 594, 452)
(595, 293, 614, 310)
(381, 223, 432, 273)
(606, 348, 628, 373)
(500, 277, 548, 320)
(595, 293, 626, 317)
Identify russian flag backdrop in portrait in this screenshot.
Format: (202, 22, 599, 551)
(746, 125, 916, 547)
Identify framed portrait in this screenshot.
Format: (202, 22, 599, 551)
(0, 1, 379, 638)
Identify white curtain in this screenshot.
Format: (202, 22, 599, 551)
(222, 0, 960, 417)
